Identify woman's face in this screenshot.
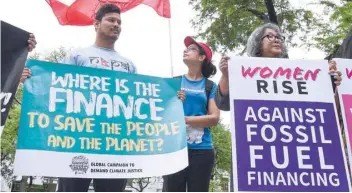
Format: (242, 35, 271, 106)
(260, 28, 285, 57)
(183, 44, 205, 64)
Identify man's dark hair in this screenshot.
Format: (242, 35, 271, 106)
(95, 4, 121, 21)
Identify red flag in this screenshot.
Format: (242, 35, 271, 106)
(46, 0, 171, 26)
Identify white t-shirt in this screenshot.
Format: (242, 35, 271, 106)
(63, 45, 137, 73)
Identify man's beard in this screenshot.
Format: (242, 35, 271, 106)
(102, 32, 119, 42)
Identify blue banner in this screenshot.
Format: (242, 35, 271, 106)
(14, 59, 188, 178)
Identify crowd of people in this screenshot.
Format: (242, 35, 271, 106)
(19, 3, 343, 192)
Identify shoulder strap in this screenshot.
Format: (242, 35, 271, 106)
(205, 78, 214, 110)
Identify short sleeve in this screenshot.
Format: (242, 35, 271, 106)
(215, 85, 230, 111)
(62, 50, 85, 66)
(128, 60, 137, 74)
(209, 82, 217, 99)
(62, 51, 76, 65)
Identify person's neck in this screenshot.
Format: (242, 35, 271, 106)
(186, 66, 203, 80)
(262, 52, 280, 58)
(95, 36, 115, 50)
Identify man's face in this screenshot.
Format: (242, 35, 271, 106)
(95, 12, 121, 41)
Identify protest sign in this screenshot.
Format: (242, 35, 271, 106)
(13, 59, 188, 178)
(0, 20, 29, 136)
(228, 56, 351, 191)
(334, 58, 352, 167)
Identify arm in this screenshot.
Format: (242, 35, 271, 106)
(215, 84, 230, 111)
(215, 55, 231, 111)
(219, 74, 229, 95)
(20, 34, 37, 83)
(329, 60, 342, 112)
(185, 99, 220, 128)
(218, 55, 230, 95)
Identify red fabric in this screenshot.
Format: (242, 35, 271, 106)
(184, 36, 213, 64)
(46, 0, 170, 26)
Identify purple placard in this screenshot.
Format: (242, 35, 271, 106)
(234, 99, 349, 192)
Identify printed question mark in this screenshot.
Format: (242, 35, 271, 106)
(157, 139, 163, 151)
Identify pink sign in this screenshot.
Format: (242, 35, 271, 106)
(342, 94, 352, 149)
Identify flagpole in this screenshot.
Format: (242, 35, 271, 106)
(168, 18, 174, 77)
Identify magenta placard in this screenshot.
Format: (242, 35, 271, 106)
(342, 94, 352, 150)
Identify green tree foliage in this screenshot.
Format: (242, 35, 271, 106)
(43, 46, 71, 63)
(1, 85, 23, 186)
(189, 0, 322, 53)
(189, 0, 351, 55)
(314, 0, 352, 55)
(210, 122, 231, 191)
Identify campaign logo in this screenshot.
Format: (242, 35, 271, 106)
(69, 155, 89, 174)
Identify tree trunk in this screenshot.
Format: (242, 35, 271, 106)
(264, 0, 278, 24)
(334, 28, 352, 59)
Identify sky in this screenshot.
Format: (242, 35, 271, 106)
(0, 0, 327, 126)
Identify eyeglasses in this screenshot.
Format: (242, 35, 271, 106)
(185, 47, 199, 52)
(261, 34, 285, 42)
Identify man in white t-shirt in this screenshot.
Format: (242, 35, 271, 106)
(21, 4, 136, 192)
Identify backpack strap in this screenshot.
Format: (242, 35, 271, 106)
(205, 78, 214, 111)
